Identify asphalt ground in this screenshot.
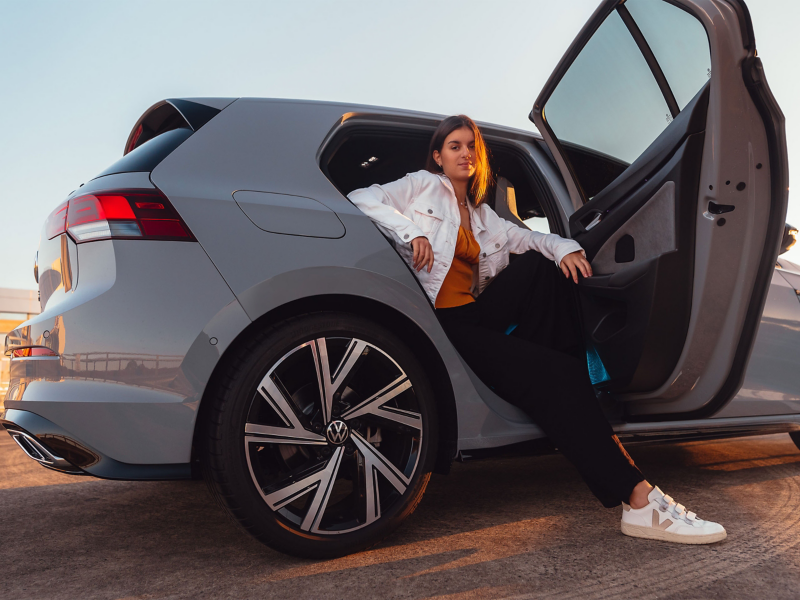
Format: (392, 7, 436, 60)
(3, 432, 800, 600)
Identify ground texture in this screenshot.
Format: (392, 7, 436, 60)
(3, 433, 800, 599)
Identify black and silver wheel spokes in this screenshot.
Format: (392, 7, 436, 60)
(341, 376, 422, 431)
(263, 446, 345, 532)
(310, 337, 368, 425)
(244, 336, 423, 534)
(244, 375, 327, 446)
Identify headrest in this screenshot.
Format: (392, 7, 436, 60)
(493, 177, 526, 229)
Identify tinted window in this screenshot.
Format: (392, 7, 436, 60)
(544, 10, 671, 166)
(626, 0, 711, 111)
(542, 0, 710, 201)
(94, 127, 193, 178)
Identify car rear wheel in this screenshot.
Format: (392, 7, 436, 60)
(201, 312, 437, 558)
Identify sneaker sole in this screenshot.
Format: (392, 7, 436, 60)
(621, 522, 727, 544)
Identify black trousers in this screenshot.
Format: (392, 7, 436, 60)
(436, 250, 644, 508)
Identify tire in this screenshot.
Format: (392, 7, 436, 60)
(201, 311, 438, 558)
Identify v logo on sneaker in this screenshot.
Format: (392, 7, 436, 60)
(652, 509, 673, 530)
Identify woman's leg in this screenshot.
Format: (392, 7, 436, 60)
(476, 250, 585, 358)
(436, 310, 644, 508)
(439, 252, 726, 541)
(439, 250, 644, 507)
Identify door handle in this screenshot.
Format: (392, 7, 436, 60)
(578, 210, 604, 232)
(585, 213, 603, 230)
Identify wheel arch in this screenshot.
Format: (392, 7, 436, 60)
(192, 293, 458, 476)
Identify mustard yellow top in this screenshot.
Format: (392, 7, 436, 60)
(435, 226, 481, 309)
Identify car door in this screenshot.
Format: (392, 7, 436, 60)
(531, 0, 788, 418)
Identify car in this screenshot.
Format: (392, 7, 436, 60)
(1, 0, 792, 558)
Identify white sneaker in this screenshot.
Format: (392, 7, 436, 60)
(621, 485, 727, 544)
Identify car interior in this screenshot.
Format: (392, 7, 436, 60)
(323, 128, 553, 237)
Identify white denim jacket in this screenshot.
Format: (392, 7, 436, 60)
(347, 169, 584, 304)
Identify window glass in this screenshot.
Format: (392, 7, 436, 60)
(94, 128, 193, 179)
(524, 216, 550, 234)
(542, 2, 710, 202)
(543, 10, 671, 167)
(626, 0, 711, 111)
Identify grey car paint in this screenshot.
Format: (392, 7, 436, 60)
(233, 191, 346, 238)
(715, 261, 800, 418)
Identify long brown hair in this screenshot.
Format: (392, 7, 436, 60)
(425, 115, 493, 206)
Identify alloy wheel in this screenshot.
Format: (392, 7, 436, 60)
(243, 336, 424, 534)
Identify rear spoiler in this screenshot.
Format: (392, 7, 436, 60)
(123, 98, 234, 155)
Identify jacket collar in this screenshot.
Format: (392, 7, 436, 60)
(436, 173, 487, 234)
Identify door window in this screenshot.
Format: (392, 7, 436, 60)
(626, 0, 712, 111)
(542, 0, 711, 201)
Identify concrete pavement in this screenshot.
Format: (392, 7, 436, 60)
(3, 433, 800, 599)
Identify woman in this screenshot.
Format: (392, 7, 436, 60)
(348, 115, 726, 544)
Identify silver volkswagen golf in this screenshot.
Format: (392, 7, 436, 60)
(2, 0, 794, 558)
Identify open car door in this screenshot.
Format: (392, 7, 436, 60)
(531, 0, 787, 418)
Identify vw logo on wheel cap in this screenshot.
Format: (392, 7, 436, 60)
(325, 420, 349, 445)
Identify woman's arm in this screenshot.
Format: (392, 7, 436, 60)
(497, 213, 592, 282)
(500, 219, 583, 264)
(486, 206, 592, 283)
(347, 173, 426, 245)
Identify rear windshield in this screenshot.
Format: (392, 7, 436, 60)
(93, 127, 193, 179)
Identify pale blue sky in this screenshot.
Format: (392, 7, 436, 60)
(1, 0, 798, 289)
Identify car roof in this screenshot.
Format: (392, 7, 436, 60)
(179, 96, 545, 142)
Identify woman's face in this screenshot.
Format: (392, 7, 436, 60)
(434, 126, 476, 183)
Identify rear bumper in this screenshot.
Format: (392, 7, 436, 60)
(1, 408, 191, 480)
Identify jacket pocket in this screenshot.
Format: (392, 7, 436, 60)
(479, 230, 510, 279)
(410, 200, 444, 237)
(480, 230, 508, 257)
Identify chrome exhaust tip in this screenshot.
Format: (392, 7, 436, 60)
(8, 429, 83, 474)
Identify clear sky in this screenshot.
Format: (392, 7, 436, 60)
(1, 0, 798, 290)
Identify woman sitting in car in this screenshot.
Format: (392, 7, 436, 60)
(348, 114, 726, 544)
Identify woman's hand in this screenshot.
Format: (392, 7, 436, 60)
(560, 250, 592, 284)
(411, 236, 435, 273)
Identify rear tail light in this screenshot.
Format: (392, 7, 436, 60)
(49, 189, 195, 243)
(12, 347, 58, 358)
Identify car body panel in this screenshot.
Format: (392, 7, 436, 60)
(4, 232, 243, 465)
(233, 191, 346, 238)
(715, 266, 800, 418)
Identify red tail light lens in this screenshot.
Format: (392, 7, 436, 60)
(59, 189, 194, 243)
